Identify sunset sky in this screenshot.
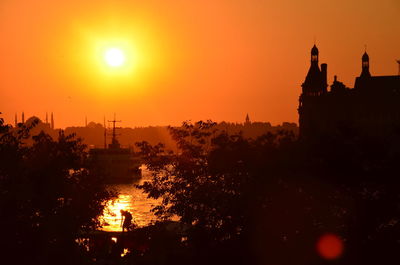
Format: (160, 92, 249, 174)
(0, 0, 399, 128)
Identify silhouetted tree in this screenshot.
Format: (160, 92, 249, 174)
(136, 120, 400, 265)
(137, 121, 309, 264)
(0, 116, 115, 265)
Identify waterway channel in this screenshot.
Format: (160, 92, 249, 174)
(100, 166, 159, 232)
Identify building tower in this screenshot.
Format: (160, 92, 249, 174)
(51, 112, 54, 129)
(298, 45, 329, 138)
(46, 112, 48, 124)
(85, 116, 87, 127)
(301, 45, 328, 97)
(311, 44, 318, 64)
(22, 112, 25, 123)
(360, 51, 371, 78)
(15, 113, 17, 127)
(245, 113, 251, 125)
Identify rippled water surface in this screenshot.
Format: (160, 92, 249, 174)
(100, 167, 159, 232)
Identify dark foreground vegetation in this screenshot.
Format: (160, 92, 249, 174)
(1, 116, 399, 265)
(131, 121, 400, 265)
(0, 115, 115, 265)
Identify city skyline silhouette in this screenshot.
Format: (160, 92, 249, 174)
(0, 0, 399, 127)
(1, 1, 400, 265)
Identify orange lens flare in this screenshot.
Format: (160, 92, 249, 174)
(316, 233, 344, 260)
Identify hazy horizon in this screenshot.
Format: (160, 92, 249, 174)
(7, 112, 296, 129)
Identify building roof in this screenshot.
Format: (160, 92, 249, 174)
(362, 52, 369, 61)
(355, 75, 400, 91)
(311, 45, 319, 55)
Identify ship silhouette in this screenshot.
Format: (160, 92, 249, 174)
(88, 115, 141, 183)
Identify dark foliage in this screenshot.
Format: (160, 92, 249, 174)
(0, 116, 115, 265)
(135, 120, 400, 265)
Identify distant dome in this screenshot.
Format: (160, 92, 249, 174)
(87, 122, 103, 128)
(26, 116, 41, 124)
(311, 44, 319, 55)
(362, 51, 369, 61)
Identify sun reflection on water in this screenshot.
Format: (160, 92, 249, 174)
(100, 168, 159, 232)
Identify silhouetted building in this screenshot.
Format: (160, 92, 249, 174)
(299, 45, 400, 139)
(51, 112, 54, 129)
(245, 113, 251, 125)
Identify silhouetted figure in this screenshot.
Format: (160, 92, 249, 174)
(120, 210, 133, 232)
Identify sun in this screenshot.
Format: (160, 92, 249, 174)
(104, 48, 126, 67)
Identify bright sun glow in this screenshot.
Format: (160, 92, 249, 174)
(104, 48, 125, 67)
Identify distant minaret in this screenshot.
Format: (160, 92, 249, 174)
(51, 112, 54, 129)
(15, 113, 17, 127)
(85, 116, 87, 127)
(22, 112, 25, 123)
(46, 112, 48, 124)
(245, 113, 251, 125)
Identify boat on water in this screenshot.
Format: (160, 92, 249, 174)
(88, 116, 142, 183)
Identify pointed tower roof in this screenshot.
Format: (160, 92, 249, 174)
(311, 44, 319, 55)
(245, 113, 250, 124)
(301, 44, 327, 95)
(360, 50, 371, 78)
(362, 51, 369, 61)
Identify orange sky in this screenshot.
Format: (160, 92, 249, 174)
(0, 0, 399, 128)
